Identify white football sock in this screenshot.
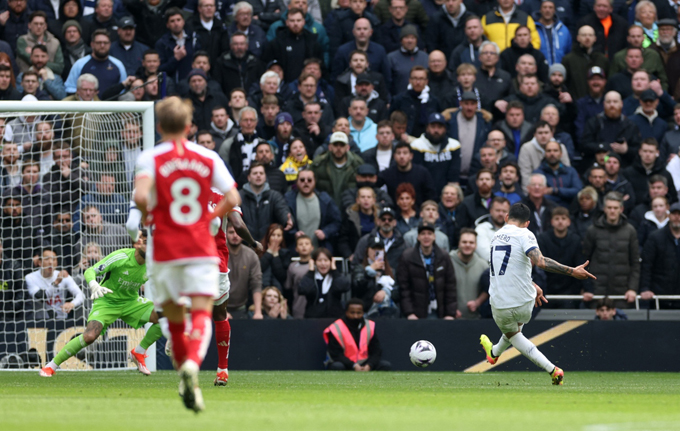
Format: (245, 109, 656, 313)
(492, 335, 512, 357)
(134, 345, 146, 354)
(159, 317, 170, 339)
(46, 361, 57, 370)
(509, 333, 555, 373)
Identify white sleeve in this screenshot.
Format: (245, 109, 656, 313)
(63, 276, 85, 307)
(4, 125, 13, 144)
(135, 150, 156, 180)
(521, 231, 539, 255)
(126, 207, 142, 242)
(25, 273, 43, 298)
(210, 154, 236, 194)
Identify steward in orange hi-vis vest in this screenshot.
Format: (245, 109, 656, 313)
(323, 318, 376, 363)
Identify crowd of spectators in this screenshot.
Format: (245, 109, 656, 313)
(1, 0, 680, 324)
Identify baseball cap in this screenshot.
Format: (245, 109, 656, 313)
(417, 221, 436, 234)
(119, 16, 136, 28)
(274, 112, 293, 128)
(378, 207, 396, 219)
(357, 164, 377, 176)
(187, 69, 207, 81)
(427, 112, 446, 125)
(640, 89, 658, 102)
(329, 131, 348, 145)
(460, 91, 477, 102)
(670, 202, 680, 213)
(356, 73, 372, 85)
(588, 66, 606, 79)
(658, 18, 678, 27)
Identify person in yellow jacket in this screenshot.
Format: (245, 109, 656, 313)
(323, 298, 391, 371)
(481, 0, 540, 52)
(280, 138, 312, 185)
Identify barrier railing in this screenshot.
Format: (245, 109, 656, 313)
(545, 295, 680, 310)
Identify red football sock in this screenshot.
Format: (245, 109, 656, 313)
(186, 309, 212, 367)
(168, 320, 187, 367)
(214, 318, 231, 370)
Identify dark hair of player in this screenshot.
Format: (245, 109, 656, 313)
(508, 202, 531, 224)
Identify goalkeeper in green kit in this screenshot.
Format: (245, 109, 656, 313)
(40, 231, 162, 377)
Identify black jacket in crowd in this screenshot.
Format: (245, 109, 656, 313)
(213, 51, 266, 100)
(262, 26, 324, 85)
(640, 225, 680, 308)
(536, 229, 584, 295)
(298, 269, 351, 318)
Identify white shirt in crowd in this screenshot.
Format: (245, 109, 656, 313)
(26, 270, 84, 320)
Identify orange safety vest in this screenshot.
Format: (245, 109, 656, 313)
(323, 318, 375, 363)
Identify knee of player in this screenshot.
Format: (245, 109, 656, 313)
(82, 330, 99, 345)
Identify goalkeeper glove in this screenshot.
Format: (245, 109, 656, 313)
(89, 280, 112, 300)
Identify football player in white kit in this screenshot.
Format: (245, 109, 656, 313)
(479, 203, 595, 385)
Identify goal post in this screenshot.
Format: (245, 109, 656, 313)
(0, 101, 157, 371)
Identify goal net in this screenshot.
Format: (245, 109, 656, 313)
(0, 101, 155, 371)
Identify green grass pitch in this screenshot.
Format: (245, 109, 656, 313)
(1, 371, 679, 431)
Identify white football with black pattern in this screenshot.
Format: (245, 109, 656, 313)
(409, 340, 437, 368)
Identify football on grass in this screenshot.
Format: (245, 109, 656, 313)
(409, 340, 437, 367)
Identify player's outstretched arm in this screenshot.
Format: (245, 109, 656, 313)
(213, 188, 241, 219)
(228, 211, 264, 254)
(527, 249, 596, 280)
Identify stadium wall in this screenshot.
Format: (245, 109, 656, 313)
(154, 320, 680, 372)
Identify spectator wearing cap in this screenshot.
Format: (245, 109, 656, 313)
(499, 25, 550, 83)
(653, 19, 680, 97)
(351, 236, 400, 318)
(351, 206, 407, 271)
(17, 11, 64, 75)
(60, 20, 91, 81)
(387, 24, 429, 96)
(82, 0, 119, 44)
(108, 17, 149, 77)
(263, 8, 324, 85)
(532, 0, 572, 66)
(361, 120, 396, 172)
(411, 112, 462, 194)
(374, 0, 425, 55)
(425, 0, 474, 56)
(187, 68, 229, 130)
(155, 7, 201, 82)
(389, 66, 442, 138)
(399, 220, 458, 320)
(575, 66, 607, 141)
(543, 64, 576, 126)
(379, 141, 437, 207)
(341, 163, 394, 212)
(577, 0, 628, 59)
(311, 131, 365, 209)
(284, 168, 341, 249)
(187, 0, 227, 66)
(176, 51, 223, 99)
(335, 72, 388, 123)
(228, 2, 266, 58)
(639, 201, 680, 309)
(446, 90, 491, 185)
(268, 112, 296, 167)
(609, 25, 668, 91)
(621, 70, 676, 120)
(560, 25, 609, 101)
(630, 90, 668, 143)
(213, 31, 266, 99)
(403, 200, 450, 251)
(64, 29, 127, 97)
(348, 98, 378, 152)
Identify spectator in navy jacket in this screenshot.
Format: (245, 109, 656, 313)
(630, 89, 668, 144)
(533, 141, 583, 208)
(186, 0, 226, 66)
(331, 18, 390, 83)
(374, 0, 424, 54)
(447, 91, 491, 185)
(424, 0, 473, 58)
(389, 66, 441, 137)
(228, 1, 266, 58)
(326, 0, 380, 62)
(575, 66, 606, 142)
(0, 0, 31, 52)
(108, 16, 149, 76)
(155, 7, 200, 82)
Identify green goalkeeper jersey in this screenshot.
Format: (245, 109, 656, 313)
(84, 248, 148, 303)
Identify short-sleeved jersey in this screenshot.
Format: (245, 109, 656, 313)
(209, 188, 243, 272)
(488, 224, 538, 309)
(135, 140, 235, 263)
(84, 248, 148, 303)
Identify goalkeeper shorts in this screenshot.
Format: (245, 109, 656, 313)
(88, 296, 154, 333)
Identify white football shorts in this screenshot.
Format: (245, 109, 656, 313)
(491, 300, 534, 334)
(214, 271, 230, 306)
(151, 262, 219, 306)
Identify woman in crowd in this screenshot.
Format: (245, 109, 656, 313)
(298, 248, 350, 318)
(635, 0, 659, 47)
(571, 186, 600, 239)
(438, 183, 463, 246)
(280, 138, 312, 185)
(638, 196, 669, 250)
(395, 182, 420, 235)
(260, 223, 292, 293)
(249, 286, 290, 319)
(338, 187, 380, 257)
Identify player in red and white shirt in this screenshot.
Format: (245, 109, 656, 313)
(134, 97, 240, 413)
(208, 189, 262, 386)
